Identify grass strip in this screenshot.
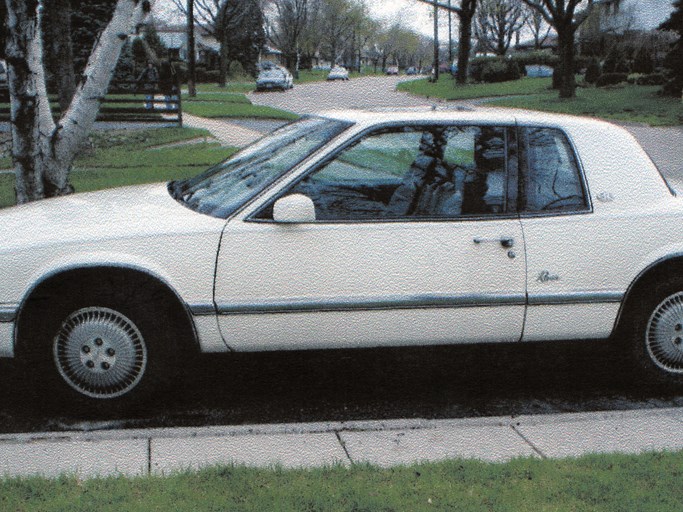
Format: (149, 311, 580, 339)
(0, 127, 237, 209)
(89, 127, 212, 149)
(182, 101, 298, 120)
(490, 85, 683, 126)
(397, 76, 554, 100)
(1, 451, 683, 511)
(398, 76, 683, 126)
(75, 144, 234, 169)
(182, 92, 252, 104)
(194, 82, 255, 94)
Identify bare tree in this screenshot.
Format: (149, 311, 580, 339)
(4, 0, 152, 204)
(522, 3, 552, 49)
(266, 0, 310, 76)
(170, 0, 220, 35)
(216, 0, 264, 85)
(317, 0, 362, 64)
(416, 0, 478, 84)
(475, 0, 525, 56)
(43, 0, 77, 112)
(522, 0, 598, 98)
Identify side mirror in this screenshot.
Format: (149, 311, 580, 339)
(272, 194, 316, 223)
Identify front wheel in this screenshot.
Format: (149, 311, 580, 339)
(629, 282, 683, 386)
(53, 307, 148, 400)
(21, 283, 184, 412)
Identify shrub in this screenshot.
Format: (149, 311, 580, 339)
(595, 72, 628, 87)
(627, 73, 642, 84)
(510, 51, 559, 73)
(603, 46, 630, 74)
(574, 55, 593, 73)
(585, 59, 601, 84)
(470, 57, 522, 83)
(636, 73, 666, 86)
(195, 67, 221, 83)
(632, 46, 655, 74)
(228, 61, 250, 80)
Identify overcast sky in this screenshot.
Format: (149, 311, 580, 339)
(154, 0, 676, 37)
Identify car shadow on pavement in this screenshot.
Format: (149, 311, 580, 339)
(1, 339, 682, 434)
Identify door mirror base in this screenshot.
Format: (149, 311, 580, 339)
(272, 194, 316, 223)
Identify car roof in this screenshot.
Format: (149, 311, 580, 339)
(316, 106, 618, 134)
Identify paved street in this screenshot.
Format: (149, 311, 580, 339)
(248, 75, 431, 113)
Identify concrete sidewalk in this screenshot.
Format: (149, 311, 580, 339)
(182, 113, 262, 147)
(2, 407, 683, 478)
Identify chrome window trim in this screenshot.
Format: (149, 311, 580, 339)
(516, 124, 594, 217)
(246, 121, 520, 224)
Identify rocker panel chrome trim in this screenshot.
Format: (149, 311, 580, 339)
(0, 305, 18, 322)
(214, 293, 527, 315)
(528, 291, 624, 306)
(193, 291, 625, 316)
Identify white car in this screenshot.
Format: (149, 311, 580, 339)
(256, 66, 293, 91)
(327, 66, 349, 81)
(1, 108, 681, 407)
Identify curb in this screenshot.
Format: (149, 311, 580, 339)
(2, 407, 683, 478)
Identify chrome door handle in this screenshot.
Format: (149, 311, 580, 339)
(473, 237, 515, 248)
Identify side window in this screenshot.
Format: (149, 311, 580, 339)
(293, 129, 423, 220)
(521, 127, 588, 213)
(257, 125, 510, 222)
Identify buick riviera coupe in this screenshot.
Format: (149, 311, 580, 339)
(1, 108, 681, 407)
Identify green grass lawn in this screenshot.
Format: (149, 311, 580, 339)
(398, 76, 683, 126)
(0, 127, 237, 209)
(182, 100, 298, 120)
(2, 451, 683, 511)
(397, 76, 555, 100)
(490, 85, 683, 126)
(181, 90, 298, 120)
(194, 82, 255, 94)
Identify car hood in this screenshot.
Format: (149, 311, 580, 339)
(0, 183, 223, 252)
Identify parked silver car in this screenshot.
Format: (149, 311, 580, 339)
(327, 66, 350, 81)
(256, 66, 294, 91)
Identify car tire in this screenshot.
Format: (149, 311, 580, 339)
(21, 282, 183, 411)
(628, 278, 683, 386)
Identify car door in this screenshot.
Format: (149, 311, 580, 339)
(214, 123, 527, 351)
(517, 125, 621, 342)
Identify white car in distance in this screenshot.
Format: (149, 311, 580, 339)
(0, 108, 681, 408)
(327, 66, 350, 81)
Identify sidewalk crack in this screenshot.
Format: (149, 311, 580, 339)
(147, 438, 152, 475)
(510, 424, 547, 459)
(334, 430, 354, 465)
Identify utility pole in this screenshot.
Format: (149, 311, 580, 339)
(187, 0, 197, 97)
(433, 0, 439, 81)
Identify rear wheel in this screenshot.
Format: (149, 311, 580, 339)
(629, 279, 683, 386)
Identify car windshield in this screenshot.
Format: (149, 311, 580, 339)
(169, 116, 352, 218)
(259, 69, 284, 79)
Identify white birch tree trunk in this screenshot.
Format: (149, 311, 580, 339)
(4, 0, 152, 204)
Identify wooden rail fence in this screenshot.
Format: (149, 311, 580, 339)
(0, 81, 182, 127)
